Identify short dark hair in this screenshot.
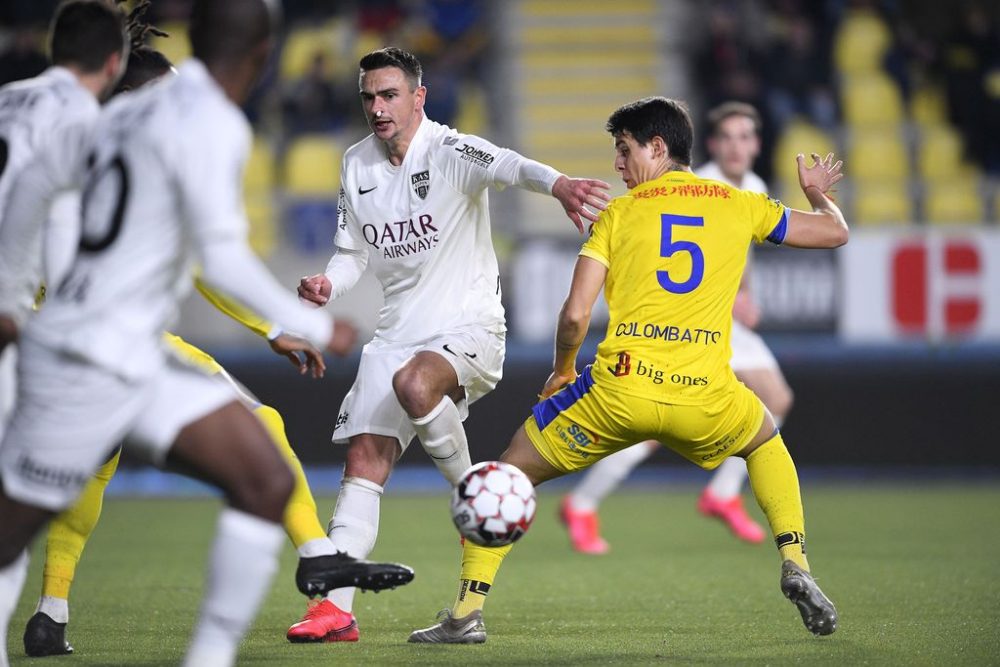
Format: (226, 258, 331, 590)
(606, 96, 693, 166)
(359, 47, 422, 90)
(114, 46, 171, 94)
(49, 0, 126, 73)
(189, 0, 273, 66)
(706, 101, 761, 136)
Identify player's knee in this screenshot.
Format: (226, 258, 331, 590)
(772, 385, 794, 420)
(229, 458, 295, 522)
(344, 442, 394, 486)
(392, 365, 436, 416)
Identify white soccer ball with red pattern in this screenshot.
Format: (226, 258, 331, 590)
(451, 461, 537, 547)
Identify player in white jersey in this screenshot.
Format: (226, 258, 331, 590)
(0, 1, 120, 443)
(559, 102, 795, 552)
(0, 3, 412, 666)
(291, 46, 611, 642)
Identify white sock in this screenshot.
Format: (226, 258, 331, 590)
(410, 397, 471, 486)
(325, 476, 382, 613)
(297, 537, 337, 559)
(705, 418, 781, 500)
(569, 442, 656, 512)
(36, 595, 69, 624)
(0, 550, 29, 667)
(182, 509, 283, 667)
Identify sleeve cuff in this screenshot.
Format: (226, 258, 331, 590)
(579, 247, 610, 268)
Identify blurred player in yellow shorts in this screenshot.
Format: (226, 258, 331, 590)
(410, 96, 848, 644)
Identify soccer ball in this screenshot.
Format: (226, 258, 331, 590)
(451, 461, 537, 547)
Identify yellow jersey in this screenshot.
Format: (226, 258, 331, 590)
(580, 170, 787, 405)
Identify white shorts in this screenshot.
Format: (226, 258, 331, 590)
(333, 326, 506, 450)
(730, 321, 779, 372)
(0, 345, 16, 441)
(0, 339, 236, 511)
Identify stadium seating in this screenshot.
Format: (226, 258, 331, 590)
(244, 137, 277, 256)
(841, 72, 905, 126)
(853, 181, 913, 225)
(772, 118, 838, 185)
(924, 180, 985, 225)
(847, 127, 909, 181)
(283, 135, 341, 252)
(833, 9, 891, 75)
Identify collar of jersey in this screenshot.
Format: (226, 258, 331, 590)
(631, 169, 699, 193)
(384, 114, 431, 172)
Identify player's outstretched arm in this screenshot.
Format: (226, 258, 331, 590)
(782, 152, 848, 249)
(541, 256, 608, 399)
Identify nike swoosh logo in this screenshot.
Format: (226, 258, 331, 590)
(358, 185, 377, 195)
(443, 344, 476, 359)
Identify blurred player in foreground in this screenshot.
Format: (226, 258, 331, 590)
(16, 14, 358, 657)
(410, 96, 845, 643)
(560, 101, 793, 552)
(291, 46, 609, 643)
(0, 2, 412, 666)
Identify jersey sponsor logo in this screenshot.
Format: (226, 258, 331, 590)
(411, 170, 430, 200)
(337, 188, 347, 230)
(362, 214, 440, 259)
(443, 343, 477, 359)
(15, 453, 90, 490)
(555, 422, 599, 457)
(614, 321, 722, 345)
(454, 142, 494, 168)
(610, 351, 631, 376)
(633, 183, 731, 199)
(358, 185, 378, 195)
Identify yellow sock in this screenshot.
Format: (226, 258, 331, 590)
(254, 405, 326, 549)
(43, 449, 121, 599)
(452, 541, 513, 618)
(745, 433, 810, 571)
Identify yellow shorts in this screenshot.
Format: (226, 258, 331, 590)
(524, 366, 766, 473)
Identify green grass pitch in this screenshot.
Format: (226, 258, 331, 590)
(8, 483, 1000, 665)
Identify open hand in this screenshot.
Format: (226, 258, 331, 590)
(551, 176, 611, 234)
(797, 152, 843, 196)
(269, 332, 326, 378)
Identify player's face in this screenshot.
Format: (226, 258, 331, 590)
(706, 115, 759, 180)
(359, 67, 426, 145)
(613, 131, 659, 190)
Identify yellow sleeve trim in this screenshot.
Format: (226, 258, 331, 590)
(194, 278, 273, 339)
(579, 247, 610, 268)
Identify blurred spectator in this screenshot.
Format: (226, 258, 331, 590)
(694, 1, 772, 179)
(406, 0, 488, 127)
(0, 26, 47, 86)
(942, 4, 1000, 173)
(0, 0, 58, 26)
(764, 6, 837, 130)
(282, 51, 349, 136)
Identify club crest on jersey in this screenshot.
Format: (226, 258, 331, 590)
(411, 170, 430, 200)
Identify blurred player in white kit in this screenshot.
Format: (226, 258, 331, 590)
(0, 2, 412, 666)
(291, 46, 611, 642)
(559, 101, 795, 553)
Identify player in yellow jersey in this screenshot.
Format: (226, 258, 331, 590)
(409, 96, 847, 643)
(20, 34, 358, 657)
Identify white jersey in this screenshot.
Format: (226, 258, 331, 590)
(695, 161, 768, 194)
(335, 115, 558, 343)
(0, 67, 98, 322)
(27, 60, 331, 381)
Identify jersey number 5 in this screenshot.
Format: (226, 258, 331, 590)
(657, 213, 704, 294)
